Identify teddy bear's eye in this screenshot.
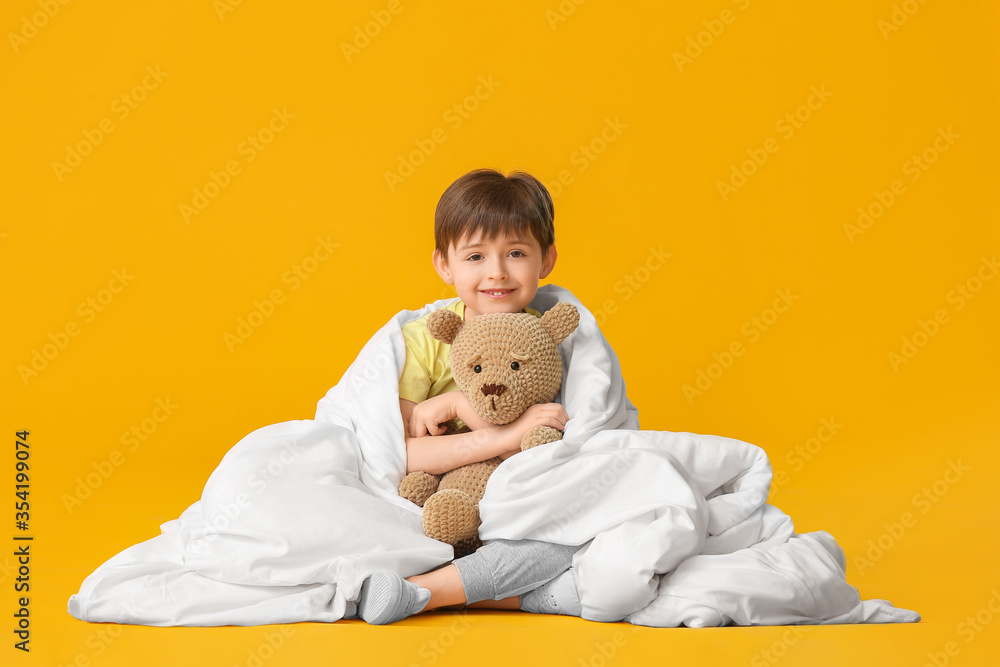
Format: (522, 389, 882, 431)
(510, 361, 520, 371)
(474, 364, 482, 373)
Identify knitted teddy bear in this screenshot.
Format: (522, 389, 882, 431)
(399, 301, 580, 557)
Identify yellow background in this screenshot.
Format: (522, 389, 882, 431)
(2, 0, 998, 665)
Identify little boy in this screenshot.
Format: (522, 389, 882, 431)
(356, 169, 584, 624)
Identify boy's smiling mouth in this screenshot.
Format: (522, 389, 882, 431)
(481, 289, 514, 298)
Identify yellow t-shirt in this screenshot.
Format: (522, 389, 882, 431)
(398, 301, 543, 429)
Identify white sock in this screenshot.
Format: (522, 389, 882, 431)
(520, 568, 582, 616)
(357, 570, 431, 625)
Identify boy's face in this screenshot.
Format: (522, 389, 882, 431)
(432, 230, 557, 321)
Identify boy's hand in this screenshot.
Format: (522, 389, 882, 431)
(499, 403, 568, 452)
(409, 393, 460, 438)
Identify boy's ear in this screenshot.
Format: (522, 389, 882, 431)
(428, 308, 464, 344)
(539, 244, 558, 280)
(432, 248, 455, 284)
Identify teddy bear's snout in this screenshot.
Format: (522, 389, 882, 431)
(480, 383, 507, 398)
(480, 383, 508, 412)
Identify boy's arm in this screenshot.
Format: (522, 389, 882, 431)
(447, 391, 496, 431)
(400, 398, 570, 474)
(407, 391, 496, 437)
(401, 398, 517, 474)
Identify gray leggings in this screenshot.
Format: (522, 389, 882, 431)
(453, 539, 579, 604)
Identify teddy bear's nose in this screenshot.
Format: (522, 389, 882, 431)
(481, 383, 507, 397)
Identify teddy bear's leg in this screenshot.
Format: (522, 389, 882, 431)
(398, 471, 441, 507)
(438, 457, 502, 503)
(521, 426, 562, 451)
(422, 489, 481, 547)
(422, 456, 502, 549)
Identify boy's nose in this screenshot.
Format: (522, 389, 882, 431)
(481, 383, 507, 397)
(487, 258, 507, 278)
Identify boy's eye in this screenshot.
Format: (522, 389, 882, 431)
(467, 250, 524, 261)
(474, 364, 482, 373)
(510, 361, 520, 371)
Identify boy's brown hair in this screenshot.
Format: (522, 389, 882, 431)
(434, 169, 555, 259)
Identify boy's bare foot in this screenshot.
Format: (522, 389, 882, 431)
(407, 563, 467, 610)
(409, 563, 522, 611)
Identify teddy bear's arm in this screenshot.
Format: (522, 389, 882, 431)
(521, 425, 562, 450)
(399, 471, 441, 507)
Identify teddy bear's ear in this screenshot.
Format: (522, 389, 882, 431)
(427, 308, 464, 344)
(539, 302, 580, 346)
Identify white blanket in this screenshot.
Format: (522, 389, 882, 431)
(68, 284, 919, 627)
